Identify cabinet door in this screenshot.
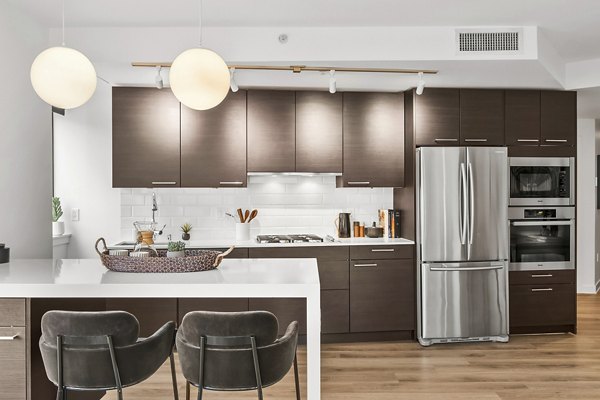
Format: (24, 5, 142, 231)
(295, 91, 343, 173)
(509, 284, 576, 328)
(321, 290, 349, 334)
(341, 92, 404, 187)
(541, 91, 577, 146)
(460, 89, 504, 145)
(350, 259, 414, 332)
(247, 90, 296, 172)
(249, 298, 306, 336)
(505, 90, 541, 146)
(0, 327, 26, 400)
(414, 88, 460, 146)
(112, 87, 181, 188)
(181, 91, 247, 187)
(106, 299, 178, 337)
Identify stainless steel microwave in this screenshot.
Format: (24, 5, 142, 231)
(509, 157, 574, 206)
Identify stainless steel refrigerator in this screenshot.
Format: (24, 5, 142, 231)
(416, 147, 509, 346)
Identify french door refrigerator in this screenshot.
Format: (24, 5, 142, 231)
(417, 147, 509, 346)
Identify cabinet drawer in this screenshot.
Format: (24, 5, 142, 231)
(249, 246, 349, 261)
(350, 245, 413, 260)
(322, 290, 349, 334)
(510, 270, 575, 285)
(0, 327, 26, 400)
(318, 261, 349, 290)
(0, 299, 26, 326)
(509, 283, 575, 328)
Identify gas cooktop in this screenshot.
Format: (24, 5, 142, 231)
(256, 234, 324, 244)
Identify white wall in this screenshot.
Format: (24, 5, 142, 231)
(596, 120, 600, 287)
(121, 176, 393, 242)
(53, 81, 120, 258)
(0, 4, 52, 258)
(577, 118, 597, 293)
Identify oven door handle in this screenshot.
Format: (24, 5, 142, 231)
(511, 220, 573, 226)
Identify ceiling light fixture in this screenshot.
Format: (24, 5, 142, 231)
(329, 70, 336, 94)
(169, 0, 230, 110)
(416, 71, 425, 95)
(30, 0, 97, 109)
(155, 66, 163, 89)
(229, 67, 239, 92)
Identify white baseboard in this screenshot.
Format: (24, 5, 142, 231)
(578, 283, 600, 294)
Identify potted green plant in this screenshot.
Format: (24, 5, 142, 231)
(167, 241, 186, 258)
(181, 223, 193, 241)
(52, 197, 65, 236)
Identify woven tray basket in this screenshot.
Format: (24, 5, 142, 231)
(95, 238, 234, 273)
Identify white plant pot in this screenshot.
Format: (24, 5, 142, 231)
(52, 221, 65, 236)
(167, 250, 185, 258)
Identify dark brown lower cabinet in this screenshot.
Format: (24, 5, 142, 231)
(105, 299, 178, 337)
(509, 283, 576, 330)
(350, 259, 415, 333)
(249, 298, 307, 336)
(321, 290, 350, 334)
(178, 298, 249, 325)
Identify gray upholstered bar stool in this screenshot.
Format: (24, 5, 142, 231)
(39, 310, 178, 400)
(176, 310, 300, 400)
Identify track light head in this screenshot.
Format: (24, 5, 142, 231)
(329, 70, 336, 94)
(230, 67, 239, 92)
(155, 66, 163, 89)
(416, 71, 425, 95)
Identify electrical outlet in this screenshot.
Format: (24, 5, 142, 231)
(71, 208, 80, 222)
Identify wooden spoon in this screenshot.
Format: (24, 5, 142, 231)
(243, 209, 250, 223)
(247, 209, 258, 223)
(237, 208, 244, 223)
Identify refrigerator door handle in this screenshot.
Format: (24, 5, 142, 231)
(468, 162, 474, 245)
(430, 265, 504, 272)
(460, 163, 467, 245)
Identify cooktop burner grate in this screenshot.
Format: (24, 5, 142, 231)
(256, 234, 324, 244)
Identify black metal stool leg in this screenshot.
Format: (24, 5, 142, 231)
(293, 350, 301, 400)
(250, 336, 264, 400)
(169, 351, 179, 400)
(186, 381, 190, 400)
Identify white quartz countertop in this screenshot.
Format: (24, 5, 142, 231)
(109, 237, 415, 250)
(0, 258, 320, 298)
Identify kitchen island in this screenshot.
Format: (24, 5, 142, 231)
(0, 258, 321, 400)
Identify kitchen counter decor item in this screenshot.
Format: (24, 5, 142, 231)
(167, 241, 186, 258)
(0, 243, 9, 264)
(236, 222, 250, 241)
(335, 212, 351, 238)
(181, 223, 193, 240)
(96, 238, 235, 273)
(365, 222, 384, 238)
(52, 196, 65, 236)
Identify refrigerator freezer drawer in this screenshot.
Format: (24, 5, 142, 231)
(420, 261, 509, 345)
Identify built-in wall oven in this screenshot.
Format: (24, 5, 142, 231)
(509, 157, 574, 206)
(508, 207, 575, 271)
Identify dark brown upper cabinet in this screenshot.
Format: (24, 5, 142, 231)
(459, 89, 504, 145)
(505, 90, 541, 146)
(181, 91, 247, 188)
(413, 88, 460, 146)
(339, 92, 404, 188)
(541, 90, 577, 146)
(295, 91, 343, 173)
(247, 90, 296, 172)
(112, 87, 181, 188)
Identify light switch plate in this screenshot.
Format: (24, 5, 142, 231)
(71, 208, 80, 221)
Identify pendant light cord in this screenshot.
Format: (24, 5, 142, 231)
(198, 0, 203, 47)
(61, 0, 65, 46)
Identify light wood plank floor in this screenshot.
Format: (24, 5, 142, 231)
(105, 294, 600, 400)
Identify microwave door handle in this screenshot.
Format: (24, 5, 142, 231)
(460, 163, 467, 245)
(468, 162, 474, 245)
(511, 221, 573, 226)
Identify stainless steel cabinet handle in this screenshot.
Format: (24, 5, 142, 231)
(434, 138, 458, 142)
(219, 181, 244, 185)
(531, 274, 553, 278)
(511, 221, 572, 226)
(151, 181, 177, 185)
(354, 263, 378, 267)
(544, 139, 568, 143)
(0, 333, 19, 341)
(371, 249, 395, 252)
(464, 139, 488, 142)
(517, 139, 539, 142)
(347, 181, 370, 185)
(430, 265, 503, 272)
(531, 288, 553, 292)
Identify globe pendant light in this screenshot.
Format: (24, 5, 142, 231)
(30, 0, 96, 109)
(169, 0, 229, 110)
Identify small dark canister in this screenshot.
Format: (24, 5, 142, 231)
(0, 244, 10, 264)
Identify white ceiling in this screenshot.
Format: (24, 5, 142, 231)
(9, 0, 600, 62)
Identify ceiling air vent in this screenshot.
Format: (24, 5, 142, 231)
(456, 29, 521, 53)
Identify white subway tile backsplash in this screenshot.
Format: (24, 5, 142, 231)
(120, 175, 393, 240)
